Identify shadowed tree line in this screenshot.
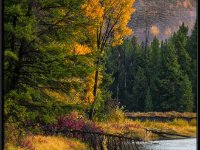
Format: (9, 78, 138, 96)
(106, 22, 197, 112)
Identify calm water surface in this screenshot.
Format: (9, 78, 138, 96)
(138, 138, 197, 150)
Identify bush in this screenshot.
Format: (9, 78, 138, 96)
(106, 107, 125, 123)
(57, 114, 85, 131)
(46, 111, 103, 133)
(4, 121, 21, 145)
(19, 138, 35, 150)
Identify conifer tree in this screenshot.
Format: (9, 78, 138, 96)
(131, 67, 147, 111)
(158, 41, 182, 111)
(186, 21, 197, 111)
(178, 74, 194, 112)
(172, 23, 191, 74)
(145, 87, 153, 112)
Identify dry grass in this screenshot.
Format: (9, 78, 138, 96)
(5, 135, 89, 150)
(126, 111, 196, 118)
(98, 117, 197, 141)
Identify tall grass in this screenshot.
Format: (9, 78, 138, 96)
(5, 135, 89, 150)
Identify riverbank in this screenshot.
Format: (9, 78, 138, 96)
(97, 117, 196, 141)
(126, 112, 196, 122)
(4, 112, 196, 149)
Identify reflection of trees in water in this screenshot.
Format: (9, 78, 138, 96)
(129, 0, 196, 42)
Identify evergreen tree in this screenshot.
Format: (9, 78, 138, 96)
(131, 67, 147, 111)
(4, 0, 96, 126)
(178, 74, 194, 112)
(172, 23, 191, 74)
(186, 21, 197, 111)
(158, 41, 182, 111)
(149, 37, 161, 110)
(145, 87, 153, 112)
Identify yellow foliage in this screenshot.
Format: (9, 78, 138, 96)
(43, 89, 69, 104)
(4, 143, 22, 150)
(82, 70, 103, 106)
(83, 73, 95, 105)
(43, 86, 82, 105)
(73, 42, 92, 55)
(81, 0, 104, 22)
(82, 0, 136, 48)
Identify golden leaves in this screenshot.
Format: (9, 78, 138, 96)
(81, 0, 136, 47)
(81, 0, 104, 23)
(83, 72, 95, 104)
(73, 42, 92, 55)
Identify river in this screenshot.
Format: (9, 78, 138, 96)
(137, 138, 197, 150)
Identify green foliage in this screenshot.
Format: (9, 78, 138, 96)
(4, 50, 19, 61)
(105, 107, 126, 123)
(186, 20, 197, 111)
(131, 67, 147, 111)
(179, 74, 194, 112)
(106, 23, 196, 112)
(145, 87, 153, 112)
(3, 1, 197, 146)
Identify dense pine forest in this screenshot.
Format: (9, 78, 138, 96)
(4, 0, 197, 149)
(106, 22, 197, 112)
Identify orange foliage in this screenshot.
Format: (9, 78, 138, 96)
(73, 42, 92, 55)
(82, 0, 136, 48)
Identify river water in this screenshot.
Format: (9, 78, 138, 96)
(137, 138, 197, 150)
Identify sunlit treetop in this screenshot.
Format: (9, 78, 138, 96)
(81, 0, 136, 49)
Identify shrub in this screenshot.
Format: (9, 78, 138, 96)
(46, 111, 103, 133)
(20, 139, 35, 150)
(106, 107, 125, 123)
(170, 119, 189, 126)
(56, 112, 85, 131)
(4, 117, 28, 146)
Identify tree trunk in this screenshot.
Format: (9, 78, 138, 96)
(9, 2, 32, 91)
(89, 58, 100, 120)
(116, 49, 121, 102)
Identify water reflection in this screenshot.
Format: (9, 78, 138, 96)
(138, 138, 196, 150)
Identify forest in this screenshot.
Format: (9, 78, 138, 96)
(4, 0, 197, 149)
(106, 22, 197, 112)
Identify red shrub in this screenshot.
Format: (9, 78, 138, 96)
(47, 112, 103, 133)
(20, 139, 35, 150)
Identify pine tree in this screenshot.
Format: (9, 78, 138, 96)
(131, 67, 147, 111)
(158, 41, 182, 111)
(145, 87, 153, 112)
(149, 37, 161, 110)
(186, 21, 197, 111)
(172, 23, 191, 74)
(4, 0, 97, 125)
(178, 74, 194, 112)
